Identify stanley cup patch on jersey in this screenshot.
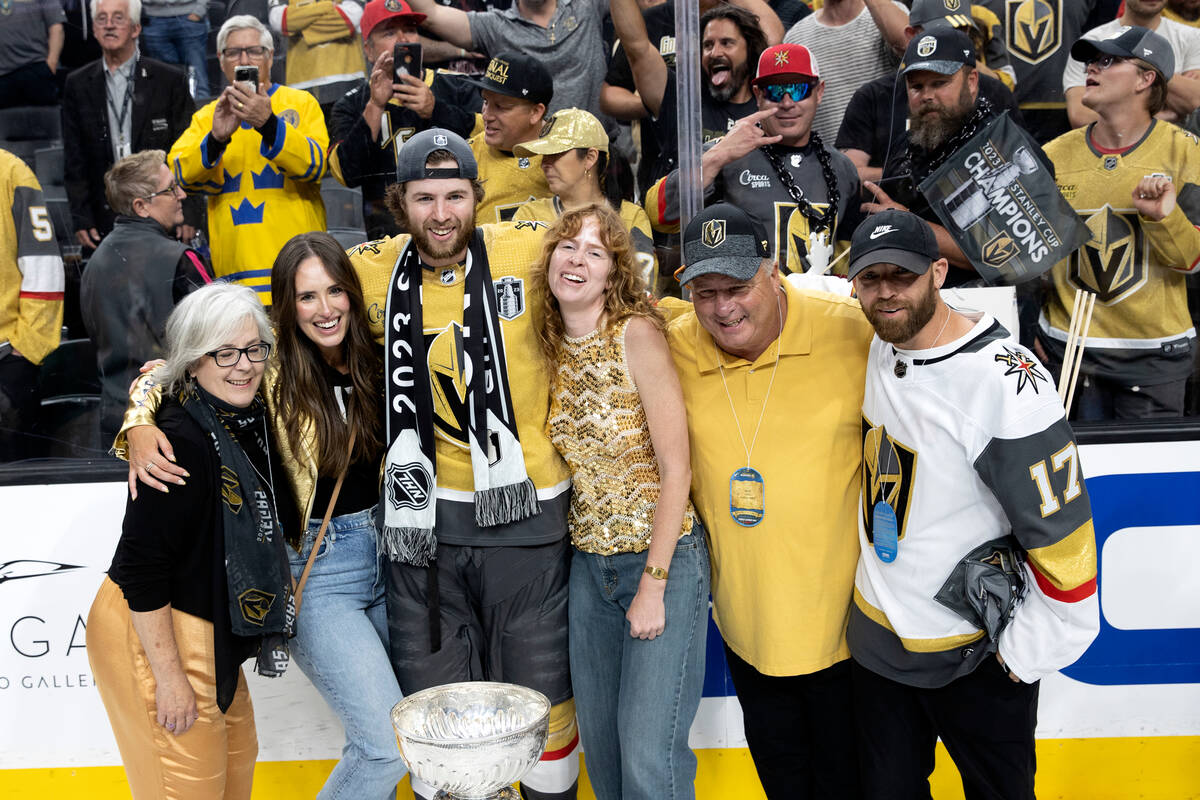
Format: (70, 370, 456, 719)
(1006, 0, 1061, 65)
(1072, 206, 1147, 304)
(861, 416, 918, 545)
(494, 276, 526, 320)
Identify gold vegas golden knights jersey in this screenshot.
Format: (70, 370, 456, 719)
(346, 222, 570, 503)
(469, 134, 552, 224)
(1041, 121, 1200, 385)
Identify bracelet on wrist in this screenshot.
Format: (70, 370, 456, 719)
(644, 565, 668, 581)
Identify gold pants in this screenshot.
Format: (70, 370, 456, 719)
(87, 577, 258, 799)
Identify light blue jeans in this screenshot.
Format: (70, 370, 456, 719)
(141, 14, 211, 99)
(568, 529, 710, 800)
(287, 506, 408, 800)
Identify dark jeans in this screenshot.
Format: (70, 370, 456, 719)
(851, 658, 1040, 800)
(0, 61, 59, 109)
(140, 14, 210, 99)
(723, 645, 861, 800)
(0, 352, 41, 460)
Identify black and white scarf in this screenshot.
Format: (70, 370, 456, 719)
(182, 384, 294, 679)
(381, 229, 539, 566)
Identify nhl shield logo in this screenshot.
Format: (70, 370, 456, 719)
(433, 134, 448, 146)
(1103, 156, 1118, 170)
(917, 35, 937, 57)
(1006, 0, 1060, 65)
(386, 462, 432, 511)
(982, 232, 1020, 269)
(702, 219, 726, 248)
(518, 157, 531, 169)
(494, 276, 526, 320)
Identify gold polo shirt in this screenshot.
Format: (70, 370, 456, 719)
(667, 281, 873, 676)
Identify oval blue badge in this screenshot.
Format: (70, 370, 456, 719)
(872, 500, 899, 563)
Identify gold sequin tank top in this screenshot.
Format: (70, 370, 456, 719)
(548, 317, 695, 554)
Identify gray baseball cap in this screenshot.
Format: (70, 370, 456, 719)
(1070, 26, 1175, 81)
(395, 128, 478, 183)
(901, 27, 976, 76)
(678, 204, 771, 285)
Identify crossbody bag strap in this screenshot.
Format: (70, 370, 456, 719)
(293, 429, 357, 618)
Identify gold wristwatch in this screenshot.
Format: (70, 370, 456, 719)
(644, 565, 669, 580)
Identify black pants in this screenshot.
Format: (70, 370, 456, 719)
(724, 644, 861, 800)
(0, 353, 40, 460)
(851, 658, 1039, 800)
(0, 61, 59, 109)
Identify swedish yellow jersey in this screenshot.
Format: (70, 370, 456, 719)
(1041, 121, 1200, 383)
(346, 222, 570, 495)
(512, 196, 660, 293)
(170, 84, 328, 305)
(667, 281, 874, 675)
(469, 133, 552, 223)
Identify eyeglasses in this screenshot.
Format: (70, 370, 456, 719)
(1086, 54, 1128, 70)
(143, 181, 181, 200)
(94, 12, 130, 26)
(221, 46, 269, 60)
(761, 81, 817, 103)
(205, 343, 272, 367)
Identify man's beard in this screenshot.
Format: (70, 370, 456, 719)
(863, 278, 939, 345)
(909, 82, 975, 151)
(411, 219, 473, 263)
(705, 57, 750, 103)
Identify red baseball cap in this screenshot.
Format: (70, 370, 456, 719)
(752, 44, 820, 85)
(361, 0, 426, 42)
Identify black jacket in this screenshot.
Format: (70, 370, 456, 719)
(329, 72, 477, 240)
(61, 55, 201, 235)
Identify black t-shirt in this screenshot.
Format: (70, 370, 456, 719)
(605, 3, 677, 92)
(309, 363, 384, 520)
(835, 72, 1027, 172)
(654, 71, 758, 186)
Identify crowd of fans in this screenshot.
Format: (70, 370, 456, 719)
(2, 0, 1199, 457)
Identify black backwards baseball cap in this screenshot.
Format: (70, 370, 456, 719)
(1070, 26, 1175, 81)
(901, 27, 976, 75)
(908, 0, 974, 30)
(464, 52, 554, 106)
(395, 128, 478, 183)
(847, 210, 940, 280)
(677, 204, 771, 285)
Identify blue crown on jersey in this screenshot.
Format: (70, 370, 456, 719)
(230, 198, 265, 226)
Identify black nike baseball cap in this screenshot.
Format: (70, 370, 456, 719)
(848, 211, 939, 280)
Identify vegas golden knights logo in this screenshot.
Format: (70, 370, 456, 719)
(238, 588, 276, 626)
(702, 219, 726, 247)
(221, 465, 243, 514)
(982, 231, 1020, 269)
(426, 322, 470, 448)
(861, 417, 918, 544)
(945, 0, 961, 9)
(1007, 0, 1060, 65)
(1072, 206, 1146, 304)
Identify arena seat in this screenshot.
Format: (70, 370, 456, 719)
(328, 227, 368, 250)
(0, 106, 62, 169)
(322, 177, 365, 230)
(34, 337, 103, 459)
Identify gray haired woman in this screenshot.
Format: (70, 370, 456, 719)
(86, 282, 295, 799)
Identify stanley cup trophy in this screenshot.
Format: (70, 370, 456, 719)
(391, 681, 551, 800)
(943, 146, 1040, 232)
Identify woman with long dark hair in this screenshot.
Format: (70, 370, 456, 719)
(535, 204, 709, 800)
(122, 233, 407, 798)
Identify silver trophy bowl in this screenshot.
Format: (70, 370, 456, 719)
(391, 681, 551, 800)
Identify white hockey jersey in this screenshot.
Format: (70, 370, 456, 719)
(850, 311, 1100, 688)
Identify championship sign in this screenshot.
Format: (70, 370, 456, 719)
(919, 112, 1090, 284)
